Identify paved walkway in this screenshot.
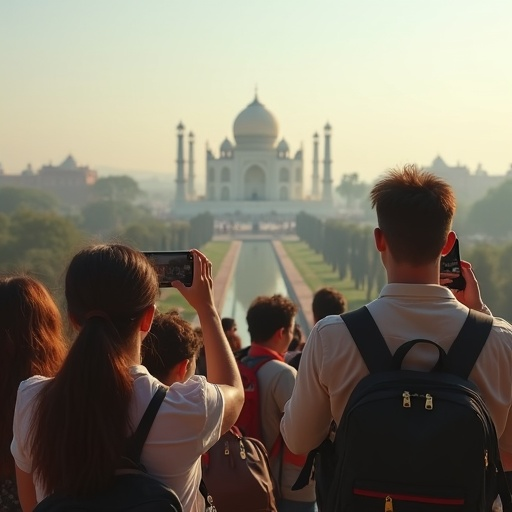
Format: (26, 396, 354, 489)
(211, 239, 314, 332)
(272, 240, 314, 331)
(213, 240, 242, 313)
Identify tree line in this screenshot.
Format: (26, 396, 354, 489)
(0, 183, 213, 293)
(296, 211, 512, 322)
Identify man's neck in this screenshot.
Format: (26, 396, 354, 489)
(385, 259, 441, 285)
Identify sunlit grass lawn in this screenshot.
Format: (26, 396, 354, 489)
(281, 240, 377, 311)
(156, 241, 232, 321)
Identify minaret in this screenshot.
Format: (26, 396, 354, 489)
(175, 122, 186, 203)
(312, 132, 320, 199)
(187, 131, 195, 199)
(322, 123, 333, 202)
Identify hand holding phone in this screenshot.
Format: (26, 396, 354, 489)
(143, 251, 194, 287)
(440, 238, 466, 291)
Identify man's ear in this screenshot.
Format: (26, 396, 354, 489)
(140, 304, 156, 333)
(176, 359, 189, 382)
(441, 231, 456, 256)
(374, 227, 386, 252)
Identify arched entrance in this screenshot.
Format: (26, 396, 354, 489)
(244, 165, 266, 200)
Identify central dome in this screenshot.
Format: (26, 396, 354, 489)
(233, 96, 279, 150)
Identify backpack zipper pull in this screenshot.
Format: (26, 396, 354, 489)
(239, 440, 247, 460)
(403, 391, 411, 408)
(224, 440, 230, 455)
(425, 393, 433, 410)
(385, 495, 393, 512)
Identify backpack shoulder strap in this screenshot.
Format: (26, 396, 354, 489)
(341, 306, 393, 373)
(240, 354, 278, 372)
(126, 385, 167, 463)
(445, 309, 493, 379)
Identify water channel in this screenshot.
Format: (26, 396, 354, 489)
(221, 241, 308, 347)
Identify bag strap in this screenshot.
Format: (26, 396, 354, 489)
(126, 385, 167, 463)
(445, 309, 493, 379)
(343, 307, 493, 378)
(341, 306, 393, 373)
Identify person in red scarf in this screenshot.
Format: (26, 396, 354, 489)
(243, 294, 317, 512)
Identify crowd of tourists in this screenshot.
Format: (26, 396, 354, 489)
(2, 164, 512, 512)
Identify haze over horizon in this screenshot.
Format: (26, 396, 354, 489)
(1, 0, 511, 191)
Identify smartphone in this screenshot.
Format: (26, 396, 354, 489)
(440, 238, 466, 291)
(143, 251, 194, 287)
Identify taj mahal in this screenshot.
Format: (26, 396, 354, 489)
(171, 94, 338, 219)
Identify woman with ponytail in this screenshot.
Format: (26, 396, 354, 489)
(11, 244, 244, 512)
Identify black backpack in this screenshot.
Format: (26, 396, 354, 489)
(296, 307, 512, 512)
(34, 385, 183, 512)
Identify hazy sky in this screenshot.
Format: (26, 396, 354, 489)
(1, 0, 511, 190)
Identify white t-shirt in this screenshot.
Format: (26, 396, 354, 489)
(11, 365, 224, 512)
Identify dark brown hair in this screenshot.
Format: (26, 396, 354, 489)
(370, 164, 456, 265)
(312, 287, 347, 322)
(0, 276, 67, 477)
(30, 244, 159, 495)
(246, 294, 297, 343)
(142, 309, 201, 382)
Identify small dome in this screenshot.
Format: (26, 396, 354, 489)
(431, 155, 448, 169)
(60, 155, 78, 170)
(277, 138, 289, 152)
(220, 137, 233, 152)
(233, 95, 279, 150)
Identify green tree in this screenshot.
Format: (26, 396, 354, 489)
(465, 244, 499, 312)
(2, 210, 83, 287)
(336, 173, 370, 208)
(80, 200, 147, 236)
(119, 219, 173, 250)
(0, 213, 11, 249)
(93, 176, 142, 203)
(465, 180, 512, 239)
(0, 187, 59, 214)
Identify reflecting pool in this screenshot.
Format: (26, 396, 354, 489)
(221, 241, 302, 347)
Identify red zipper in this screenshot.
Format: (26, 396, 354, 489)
(354, 488, 464, 506)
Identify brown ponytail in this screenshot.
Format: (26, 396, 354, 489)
(30, 244, 159, 495)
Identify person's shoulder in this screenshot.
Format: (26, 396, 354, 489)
(15, 376, 51, 418)
(18, 375, 51, 395)
(489, 316, 512, 345)
(316, 313, 345, 330)
(261, 358, 297, 380)
(169, 375, 220, 402)
(491, 316, 512, 332)
(312, 313, 351, 342)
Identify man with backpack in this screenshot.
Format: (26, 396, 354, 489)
(281, 165, 512, 511)
(240, 294, 317, 512)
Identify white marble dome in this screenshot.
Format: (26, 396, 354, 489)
(233, 96, 279, 150)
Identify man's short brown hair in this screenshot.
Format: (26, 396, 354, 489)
(246, 294, 297, 343)
(312, 287, 347, 322)
(370, 164, 456, 265)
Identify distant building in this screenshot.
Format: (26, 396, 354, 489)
(424, 156, 512, 204)
(0, 155, 97, 211)
(171, 94, 336, 219)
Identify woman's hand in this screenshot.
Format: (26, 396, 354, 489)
(171, 249, 215, 314)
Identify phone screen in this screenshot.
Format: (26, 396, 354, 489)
(143, 251, 194, 287)
(440, 239, 466, 291)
